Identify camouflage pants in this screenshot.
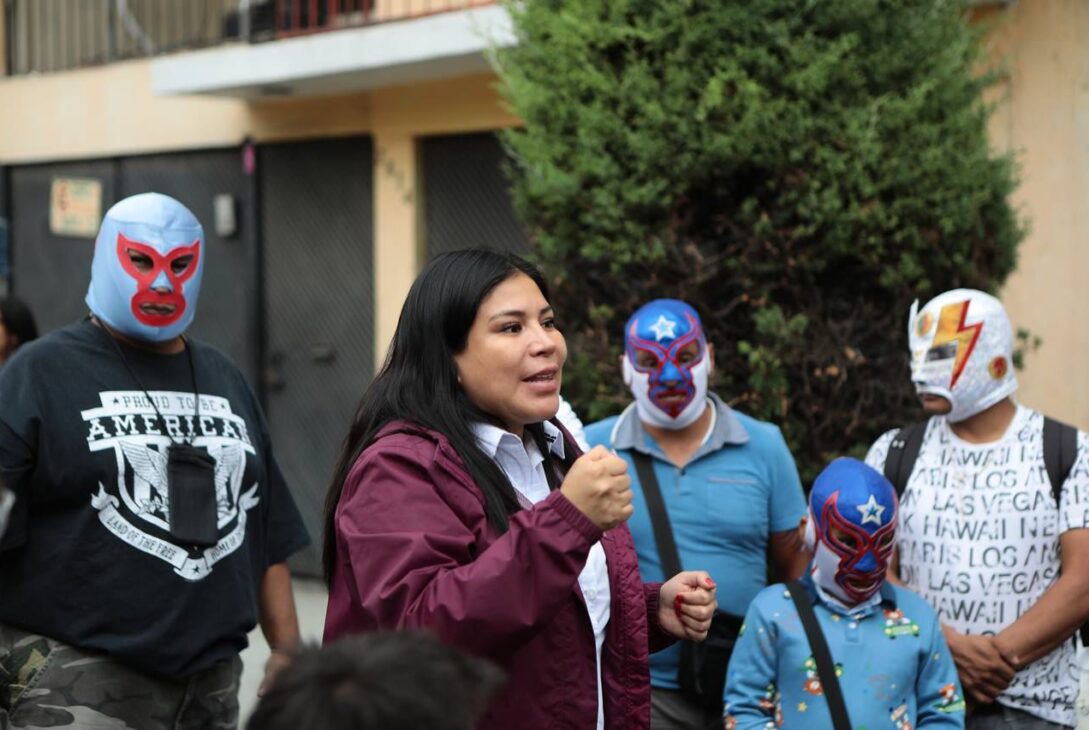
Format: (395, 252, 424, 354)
(0, 623, 241, 730)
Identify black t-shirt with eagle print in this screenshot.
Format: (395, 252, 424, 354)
(0, 320, 309, 677)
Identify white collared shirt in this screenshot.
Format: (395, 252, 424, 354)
(472, 421, 610, 730)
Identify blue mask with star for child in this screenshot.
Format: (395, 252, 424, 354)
(85, 193, 205, 343)
(803, 458, 898, 605)
(622, 299, 710, 430)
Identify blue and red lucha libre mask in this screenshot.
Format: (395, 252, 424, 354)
(804, 458, 898, 605)
(622, 299, 710, 430)
(85, 193, 204, 343)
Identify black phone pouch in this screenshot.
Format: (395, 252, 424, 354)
(167, 443, 218, 548)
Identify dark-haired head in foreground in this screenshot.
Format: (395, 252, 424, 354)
(246, 632, 505, 730)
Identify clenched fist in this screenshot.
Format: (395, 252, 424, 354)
(561, 445, 633, 530)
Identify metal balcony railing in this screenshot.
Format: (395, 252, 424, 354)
(271, 0, 493, 38)
(4, 0, 496, 76)
(6, 0, 237, 75)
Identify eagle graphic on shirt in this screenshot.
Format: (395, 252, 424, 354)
(82, 390, 261, 581)
(119, 440, 245, 529)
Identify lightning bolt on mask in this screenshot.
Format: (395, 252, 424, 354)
(907, 288, 1017, 423)
(622, 299, 710, 430)
(86, 193, 205, 343)
(803, 458, 898, 606)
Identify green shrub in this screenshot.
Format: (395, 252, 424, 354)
(498, 0, 1024, 481)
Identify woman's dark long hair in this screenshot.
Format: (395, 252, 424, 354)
(322, 249, 568, 583)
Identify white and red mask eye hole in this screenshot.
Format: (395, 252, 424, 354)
(626, 312, 705, 375)
(817, 495, 896, 600)
(629, 339, 702, 418)
(628, 322, 704, 403)
(116, 233, 200, 327)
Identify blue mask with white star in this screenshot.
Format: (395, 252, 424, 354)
(622, 299, 709, 430)
(804, 458, 898, 604)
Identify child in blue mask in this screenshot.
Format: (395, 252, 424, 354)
(724, 457, 966, 729)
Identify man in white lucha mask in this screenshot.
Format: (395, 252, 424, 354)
(585, 298, 810, 729)
(866, 289, 1089, 729)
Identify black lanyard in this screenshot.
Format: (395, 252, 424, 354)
(96, 319, 201, 445)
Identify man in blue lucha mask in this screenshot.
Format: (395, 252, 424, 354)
(0, 193, 310, 729)
(85, 192, 205, 342)
(585, 298, 811, 728)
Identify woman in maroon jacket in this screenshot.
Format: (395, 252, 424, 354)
(322, 249, 717, 729)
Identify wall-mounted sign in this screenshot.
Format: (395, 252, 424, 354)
(50, 177, 102, 238)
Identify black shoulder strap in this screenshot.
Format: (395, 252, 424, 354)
(786, 581, 852, 730)
(1042, 416, 1077, 506)
(883, 422, 927, 499)
(629, 450, 682, 578)
(1040, 417, 1088, 646)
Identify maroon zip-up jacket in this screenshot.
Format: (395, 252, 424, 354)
(324, 421, 674, 729)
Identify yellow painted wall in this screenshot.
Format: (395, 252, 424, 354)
(980, 1, 1089, 430)
(0, 61, 251, 163)
(371, 0, 483, 23)
(0, 59, 516, 369)
(0, 63, 514, 163)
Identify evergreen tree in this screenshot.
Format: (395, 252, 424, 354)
(498, 0, 1024, 480)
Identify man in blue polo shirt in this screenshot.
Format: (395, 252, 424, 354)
(585, 298, 810, 729)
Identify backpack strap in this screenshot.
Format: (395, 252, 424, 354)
(1042, 416, 1077, 507)
(1041, 417, 1088, 647)
(882, 422, 927, 499)
(786, 581, 852, 730)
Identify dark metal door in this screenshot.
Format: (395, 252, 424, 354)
(8, 160, 117, 331)
(119, 149, 258, 384)
(260, 137, 374, 576)
(421, 132, 527, 257)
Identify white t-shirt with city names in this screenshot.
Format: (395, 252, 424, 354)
(866, 405, 1089, 727)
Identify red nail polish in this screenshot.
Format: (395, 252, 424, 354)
(705, 577, 716, 589)
(673, 595, 684, 618)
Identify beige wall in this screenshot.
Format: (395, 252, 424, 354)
(980, 1, 1089, 430)
(0, 62, 516, 369)
(0, 61, 250, 163)
(0, 62, 514, 163)
(371, 0, 483, 23)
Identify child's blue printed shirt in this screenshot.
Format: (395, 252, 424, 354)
(724, 576, 965, 729)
